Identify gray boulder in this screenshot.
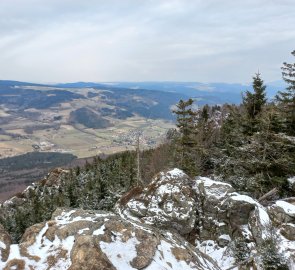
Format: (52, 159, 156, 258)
(116, 169, 197, 235)
(268, 200, 295, 225)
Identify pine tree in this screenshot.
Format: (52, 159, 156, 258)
(276, 49, 295, 135)
(173, 99, 198, 176)
(242, 73, 267, 133)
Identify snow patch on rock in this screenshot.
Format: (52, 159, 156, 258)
(100, 236, 139, 270)
(276, 201, 295, 217)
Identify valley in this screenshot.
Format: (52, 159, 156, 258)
(0, 81, 177, 159)
(0, 81, 177, 201)
(0, 79, 284, 202)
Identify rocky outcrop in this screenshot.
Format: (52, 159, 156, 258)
(1, 168, 295, 269)
(0, 168, 68, 211)
(117, 168, 196, 235)
(280, 223, 295, 241)
(117, 169, 295, 269)
(268, 200, 295, 225)
(0, 208, 219, 270)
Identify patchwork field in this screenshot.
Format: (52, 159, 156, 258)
(0, 81, 181, 201)
(0, 116, 174, 159)
(0, 82, 180, 159)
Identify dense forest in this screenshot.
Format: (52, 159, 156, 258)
(1, 50, 294, 247)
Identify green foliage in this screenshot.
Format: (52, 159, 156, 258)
(0, 152, 76, 171)
(69, 107, 112, 129)
(172, 99, 220, 176)
(276, 49, 295, 135)
(233, 237, 251, 263)
(214, 102, 295, 197)
(242, 72, 267, 134)
(243, 72, 267, 119)
(1, 151, 138, 242)
(212, 73, 295, 197)
(259, 237, 288, 270)
(172, 99, 199, 176)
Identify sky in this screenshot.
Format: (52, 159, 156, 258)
(0, 0, 294, 83)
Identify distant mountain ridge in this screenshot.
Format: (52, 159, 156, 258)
(55, 80, 286, 104)
(0, 79, 286, 105)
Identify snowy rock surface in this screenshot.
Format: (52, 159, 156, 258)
(115, 169, 295, 269)
(0, 223, 11, 263)
(268, 200, 295, 225)
(0, 208, 219, 270)
(116, 169, 197, 235)
(1, 169, 295, 269)
(195, 176, 295, 269)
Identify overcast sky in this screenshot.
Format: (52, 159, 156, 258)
(0, 0, 294, 83)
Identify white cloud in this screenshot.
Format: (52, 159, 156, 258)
(0, 0, 294, 83)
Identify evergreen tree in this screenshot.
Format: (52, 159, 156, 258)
(173, 99, 198, 176)
(242, 73, 267, 133)
(276, 49, 295, 135)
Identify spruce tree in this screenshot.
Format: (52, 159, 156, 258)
(243, 72, 267, 119)
(242, 73, 267, 133)
(276, 49, 295, 135)
(172, 99, 198, 176)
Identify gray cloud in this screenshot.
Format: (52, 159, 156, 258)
(0, 0, 294, 83)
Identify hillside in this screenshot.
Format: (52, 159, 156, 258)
(0, 152, 77, 202)
(1, 169, 294, 269)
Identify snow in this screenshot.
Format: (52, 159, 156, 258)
(195, 176, 233, 200)
(93, 225, 106, 236)
(0, 240, 6, 249)
(26, 222, 75, 270)
(240, 225, 252, 240)
(55, 210, 76, 224)
(157, 183, 180, 196)
(230, 194, 257, 205)
(61, 236, 75, 253)
(3, 199, 14, 207)
(277, 230, 295, 267)
(55, 209, 115, 226)
(219, 234, 231, 241)
(257, 206, 271, 226)
(6, 244, 21, 261)
(121, 170, 195, 227)
(127, 200, 146, 214)
(27, 225, 47, 252)
(276, 201, 295, 216)
(197, 240, 237, 270)
(78, 228, 90, 234)
(24, 185, 34, 193)
(147, 240, 214, 270)
(100, 235, 139, 270)
(166, 168, 186, 178)
(196, 177, 232, 188)
(0, 221, 76, 270)
(288, 176, 295, 186)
